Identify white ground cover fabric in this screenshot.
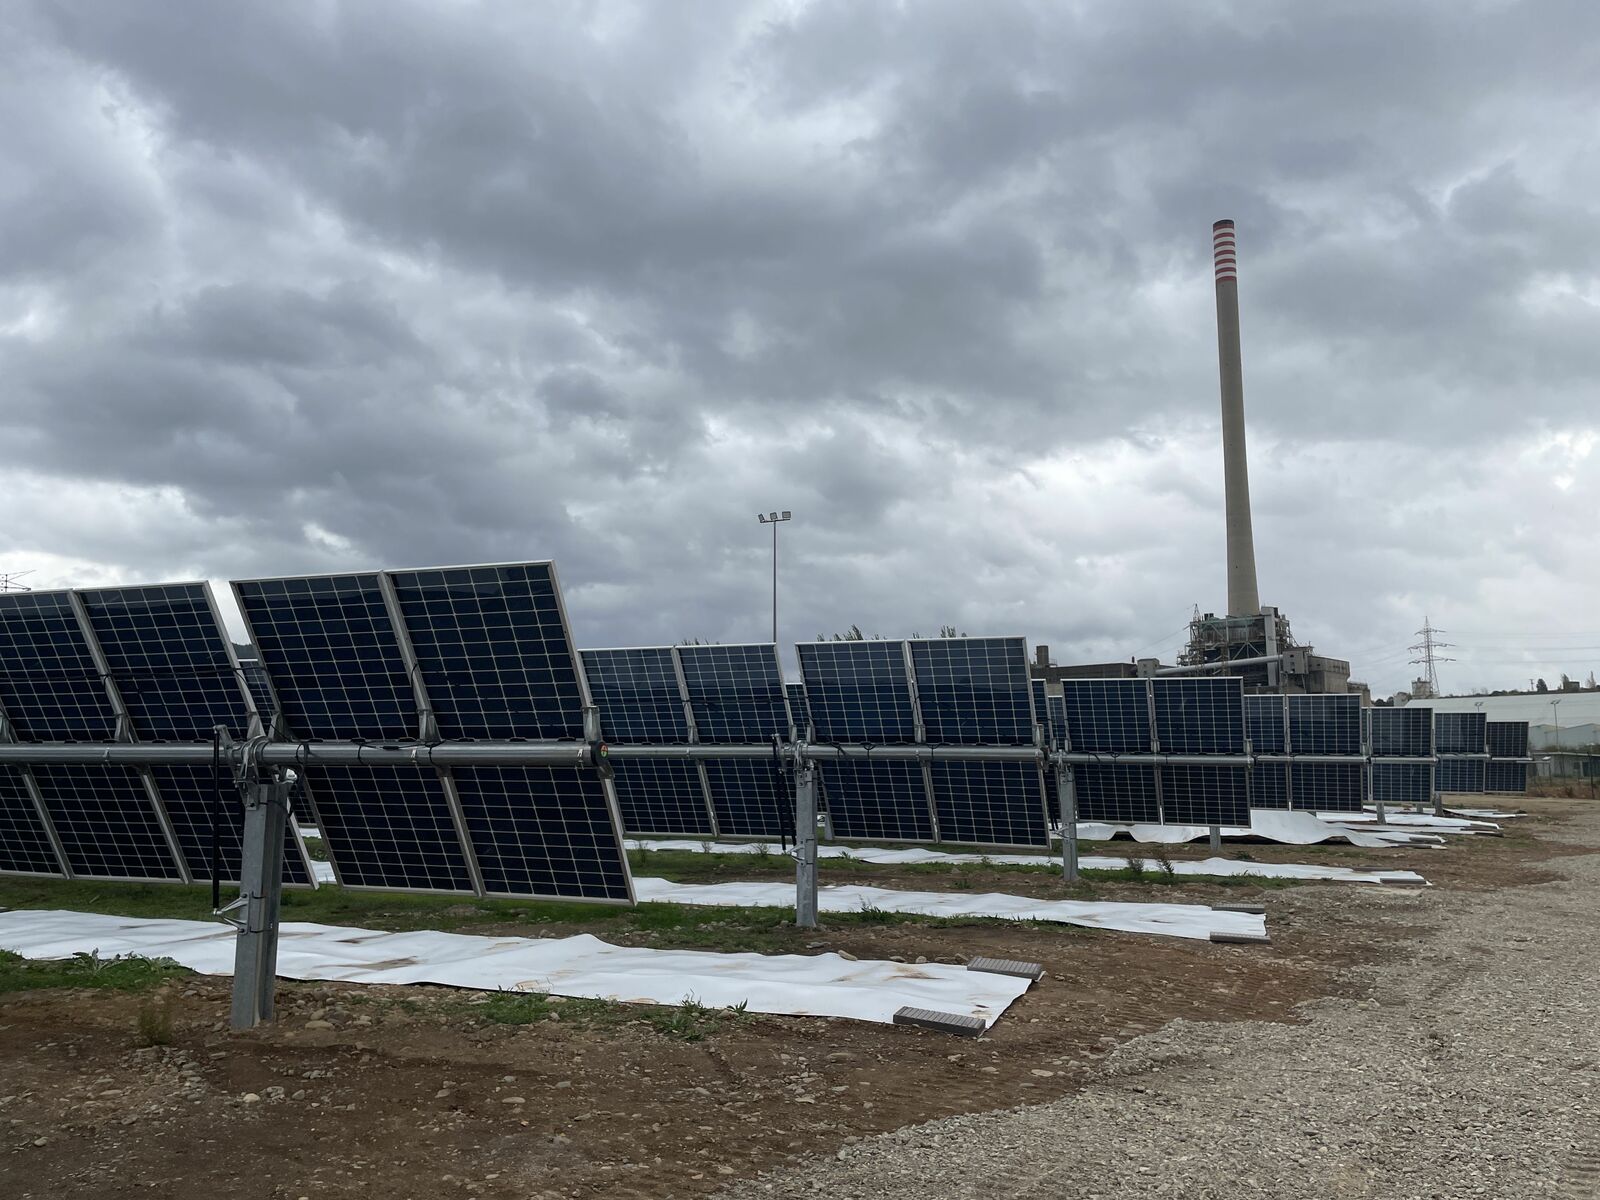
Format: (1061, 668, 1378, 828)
(629, 839, 1425, 886)
(0, 909, 1031, 1028)
(629, 877, 1267, 941)
(1075, 809, 1442, 849)
(1320, 811, 1500, 833)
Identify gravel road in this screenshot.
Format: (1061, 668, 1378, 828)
(722, 807, 1600, 1200)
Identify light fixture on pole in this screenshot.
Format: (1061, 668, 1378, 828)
(756, 510, 791, 645)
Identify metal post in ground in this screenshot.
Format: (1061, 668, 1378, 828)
(1056, 763, 1079, 883)
(1208, 824, 1222, 852)
(793, 762, 819, 929)
(226, 775, 291, 1030)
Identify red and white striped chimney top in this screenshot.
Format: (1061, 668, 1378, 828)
(1213, 219, 1237, 284)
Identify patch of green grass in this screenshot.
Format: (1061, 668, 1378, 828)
(301, 836, 329, 862)
(136, 994, 177, 1046)
(0, 948, 190, 997)
(477, 989, 749, 1041)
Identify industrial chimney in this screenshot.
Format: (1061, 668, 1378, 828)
(1212, 219, 1261, 618)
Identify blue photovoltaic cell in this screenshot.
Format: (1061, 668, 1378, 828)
(301, 765, 473, 892)
(786, 683, 811, 736)
(1437, 758, 1486, 794)
(239, 660, 277, 722)
(821, 761, 934, 842)
(1061, 680, 1150, 754)
(581, 647, 690, 743)
(1484, 761, 1528, 793)
(79, 584, 253, 742)
(29, 764, 183, 880)
(1371, 762, 1433, 806)
(0, 591, 118, 742)
(1287, 695, 1362, 755)
(1486, 721, 1529, 759)
(1434, 712, 1486, 755)
(1245, 696, 1286, 753)
(450, 766, 631, 901)
(1290, 762, 1364, 813)
(1072, 764, 1159, 824)
(234, 575, 417, 741)
(702, 757, 789, 838)
(610, 758, 716, 837)
(1152, 678, 1245, 754)
(390, 564, 586, 741)
(1249, 762, 1289, 809)
(146, 764, 313, 887)
(1161, 764, 1249, 826)
(930, 761, 1049, 846)
(910, 638, 1033, 745)
(677, 645, 790, 743)
(0, 766, 63, 876)
(1368, 706, 1432, 757)
(796, 641, 918, 742)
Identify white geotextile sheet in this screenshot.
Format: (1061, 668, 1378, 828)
(1076, 809, 1437, 849)
(1445, 807, 1524, 819)
(630, 839, 1425, 886)
(1319, 811, 1500, 833)
(630, 877, 1266, 941)
(0, 909, 1030, 1028)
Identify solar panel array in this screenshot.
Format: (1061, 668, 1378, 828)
(237, 564, 632, 902)
(0, 584, 313, 886)
(1367, 706, 1434, 807)
(1284, 695, 1365, 813)
(796, 637, 1048, 847)
(1059, 678, 1249, 826)
(1432, 710, 1490, 796)
(1484, 719, 1531, 794)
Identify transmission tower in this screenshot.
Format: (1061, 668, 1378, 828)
(0, 570, 33, 593)
(1408, 616, 1454, 698)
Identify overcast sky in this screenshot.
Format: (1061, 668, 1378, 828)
(2, 1, 1597, 696)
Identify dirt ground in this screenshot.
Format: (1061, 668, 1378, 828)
(0, 798, 1585, 1200)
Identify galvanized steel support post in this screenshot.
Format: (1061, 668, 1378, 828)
(793, 762, 819, 929)
(226, 777, 291, 1031)
(1056, 763, 1079, 883)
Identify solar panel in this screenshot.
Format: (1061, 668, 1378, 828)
(610, 758, 717, 837)
(1437, 757, 1486, 794)
(299, 765, 474, 892)
(676, 645, 790, 743)
(1072, 764, 1159, 823)
(29, 763, 185, 880)
(1160, 763, 1249, 825)
(1060, 680, 1150, 753)
(1434, 712, 1486, 756)
(1287, 695, 1361, 755)
(389, 564, 586, 740)
(1244, 695, 1285, 753)
(1371, 762, 1433, 806)
(817, 760, 935, 842)
(702, 757, 790, 838)
(796, 641, 918, 742)
(930, 761, 1049, 847)
(1152, 678, 1245, 754)
(450, 766, 631, 901)
(1368, 706, 1432, 757)
(0, 766, 64, 876)
(1046, 695, 1066, 745)
(143, 763, 314, 887)
(1290, 762, 1364, 813)
(0, 591, 119, 742)
(1249, 762, 1289, 809)
(77, 584, 253, 742)
(1031, 680, 1048, 738)
(233, 574, 417, 741)
(581, 647, 691, 743)
(1486, 721, 1529, 759)
(239, 659, 277, 723)
(1484, 761, 1528, 793)
(909, 638, 1033, 744)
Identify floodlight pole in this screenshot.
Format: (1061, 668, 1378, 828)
(756, 510, 792, 645)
